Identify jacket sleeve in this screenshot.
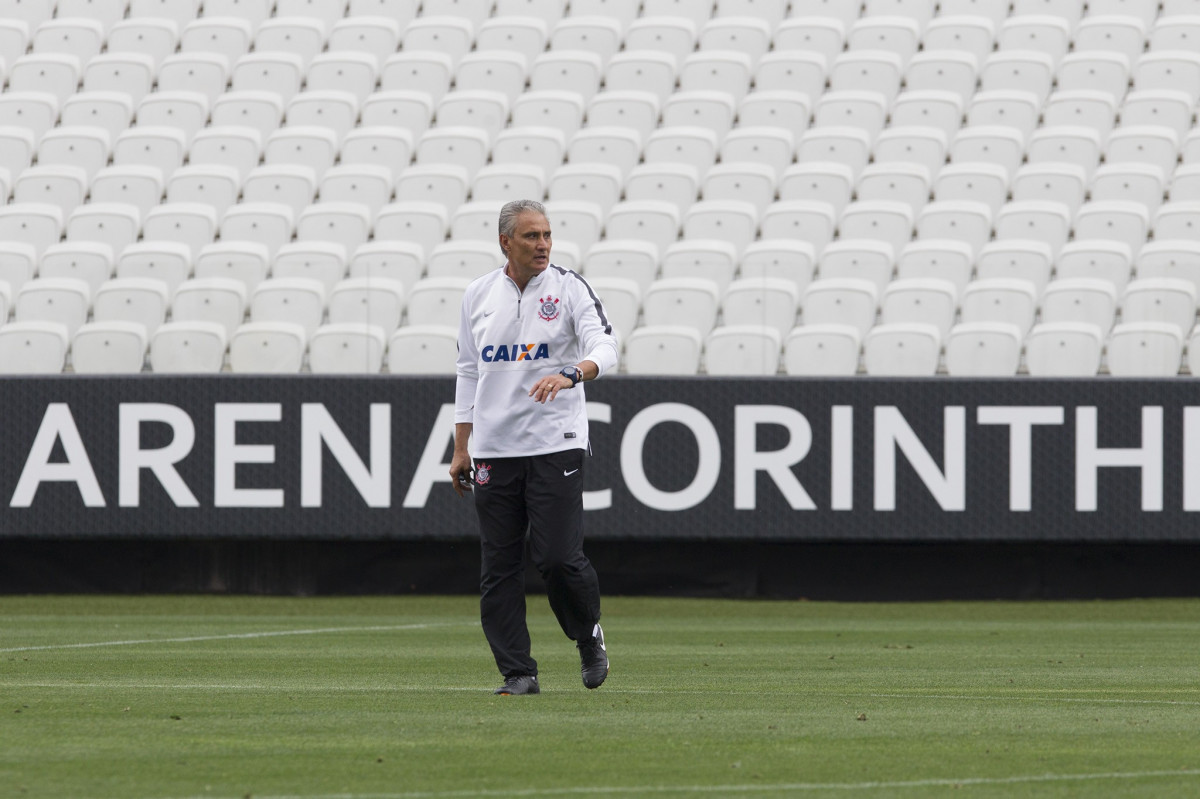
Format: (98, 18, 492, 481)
(571, 273, 620, 378)
(454, 285, 480, 424)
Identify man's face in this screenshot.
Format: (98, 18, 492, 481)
(501, 211, 552, 277)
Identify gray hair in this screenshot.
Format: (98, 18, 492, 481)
(498, 199, 548, 253)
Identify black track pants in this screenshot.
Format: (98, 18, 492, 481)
(473, 449, 601, 678)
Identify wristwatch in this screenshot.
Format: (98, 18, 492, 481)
(560, 365, 582, 386)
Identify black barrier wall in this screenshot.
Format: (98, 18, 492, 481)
(0, 375, 1197, 542)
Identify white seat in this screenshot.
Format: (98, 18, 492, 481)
(230, 52, 305, 105)
(1119, 90, 1195, 140)
(904, 51, 978, 105)
(1055, 241, 1134, 293)
(328, 278, 406, 333)
(249, 278, 327, 339)
(944, 322, 1022, 377)
(855, 163, 931, 217)
(210, 91, 284, 141)
(32, 19, 104, 68)
(737, 91, 811, 133)
(704, 325, 781, 376)
(157, 53, 230, 106)
(374, 203, 449, 260)
(864, 0, 934, 28)
(583, 241, 659, 293)
(797, 127, 871, 180)
(701, 163, 777, 217)
(838, 201, 915, 257)
(512, 91, 586, 140)
(980, 51, 1055, 106)
(171, 278, 247, 339)
(720, 278, 800, 337)
(386, 325, 458, 375)
(476, 17, 548, 67)
(622, 325, 703, 375)
(542, 201, 603, 254)
(678, 51, 754, 104)
(862, 323, 942, 376)
(427, 241, 499, 281)
(219, 203, 296, 259)
(659, 240, 739, 294)
(828, 51, 904, 105)
(643, 126, 720, 179)
(71, 321, 148, 374)
(349, 241, 426, 290)
(1073, 15, 1148, 62)
(66, 203, 141, 257)
(642, 277, 721, 336)
(455, 51, 529, 106)
(295, 203, 371, 260)
(308, 323, 386, 374)
(143, 203, 219, 261)
(1010, 163, 1090, 219)
(1073, 201, 1152, 257)
(405, 277, 471, 328)
(1025, 126, 1103, 178)
(997, 16, 1071, 67)
(1121, 278, 1197, 334)
(193, 242, 271, 293)
(641, 0, 714, 29)
(0, 204, 62, 259)
(112, 126, 187, 181)
(15, 278, 91, 338)
(848, 16, 921, 66)
(241, 165, 318, 220)
(680, 201, 757, 256)
(719, 126, 796, 178)
(740, 240, 817, 291)
(1105, 126, 1181, 177)
(93, 278, 170, 335)
(1154, 201, 1200, 240)
(1169, 164, 1200, 203)
(115, 242, 192, 296)
(180, 17, 252, 65)
(380, 52, 454, 105)
(319, 164, 395, 218)
(880, 278, 958, 338)
(360, 91, 434, 140)
(0, 92, 58, 144)
(889, 91, 963, 140)
(585, 277, 640, 338)
(202, 0, 273, 30)
(450, 201, 504, 245)
(959, 279, 1038, 334)
(435, 90, 510, 145)
(165, 166, 241, 220)
(272, 242, 349, 296)
(777, 163, 855, 218)
(39, 242, 113, 296)
(782, 324, 861, 376)
(922, 15, 996, 61)
(1056, 54, 1130, 103)
(801, 278, 878, 337)
(994, 200, 1072, 257)
(263, 127, 339, 181)
(818, 241, 896, 294)
(1026, 321, 1104, 375)
(1106, 321, 1184, 376)
(894, 241, 977, 295)
(327, 15, 402, 66)
(1186, 321, 1200, 375)
(133, 91, 209, 144)
(1133, 52, 1200, 104)
(530, 51, 604, 104)
(663, 91, 737, 142)
(966, 90, 1041, 141)
(547, 163, 624, 217)
(493, 127, 566, 183)
(351, 0, 418, 24)
(0, 0, 54, 30)
(753, 51, 829, 101)
(933, 163, 1010, 218)
(14, 166, 87, 218)
(1040, 278, 1119, 334)
(1042, 90, 1118, 140)
(616, 164, 697, 220)
(1137, 241, 1200, 295)
(228, 321, 307, 374)
(38, 127, 112, 183)
(82, 53, 156, 106)
(871, 126, 948, 180)
(0, 321, 69, 374)
(415, 127, 491, 181)
(567, 0, 640, 32)
(285, 91, 361, 142)
(772, 16, 845, 60)
(699, 16, 772, 64)
(975, 241, 1054, 294)
(149, 320, 227, 373)
(305, 53, 378, 106)
(760, 201, 837, 256)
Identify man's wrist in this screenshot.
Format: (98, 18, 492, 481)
(560, 365, 582, 386)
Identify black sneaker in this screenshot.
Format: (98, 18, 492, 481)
(493, 674, 539, 695)
(578, 623, 608, 689)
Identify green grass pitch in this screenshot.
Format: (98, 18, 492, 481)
(2, 594, 1198, 798)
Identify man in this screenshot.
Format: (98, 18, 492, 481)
(450, 199, 620, 696)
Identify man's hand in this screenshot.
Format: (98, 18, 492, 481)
(528, 373, 574, 404)
(449, 450, 474, 498)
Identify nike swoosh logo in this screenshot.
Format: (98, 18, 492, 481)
(563, 469, 579, 477)
(483, 310, 495, 317)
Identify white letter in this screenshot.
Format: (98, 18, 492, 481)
(831, 406, 853, 511)
(977, 406, 1065, 511)
(734, 405, 814, 510)
(1076, 406, 1163, 512)
(214, 403, 283, 508)
(1186, 408, 1200, 511)
(119, 403, 198, 507)
(621, 403, 719, 511)
(402, 403, 458, 508)
(301, 404, 391, 508)
(12, 404, 105, 507)
(874, 406, 966, 511)
(584, 401, 611, 511)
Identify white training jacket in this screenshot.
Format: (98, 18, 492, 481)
(455, 263, 619, 458)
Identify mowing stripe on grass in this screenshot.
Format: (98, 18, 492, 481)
(868, 692, 1200, 706)
(164, 768, 1200, 799)
(0, 622, 477, 653)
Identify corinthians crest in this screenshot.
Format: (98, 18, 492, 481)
(537, 296, 560, 322)
(475, 463, 492, 486)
